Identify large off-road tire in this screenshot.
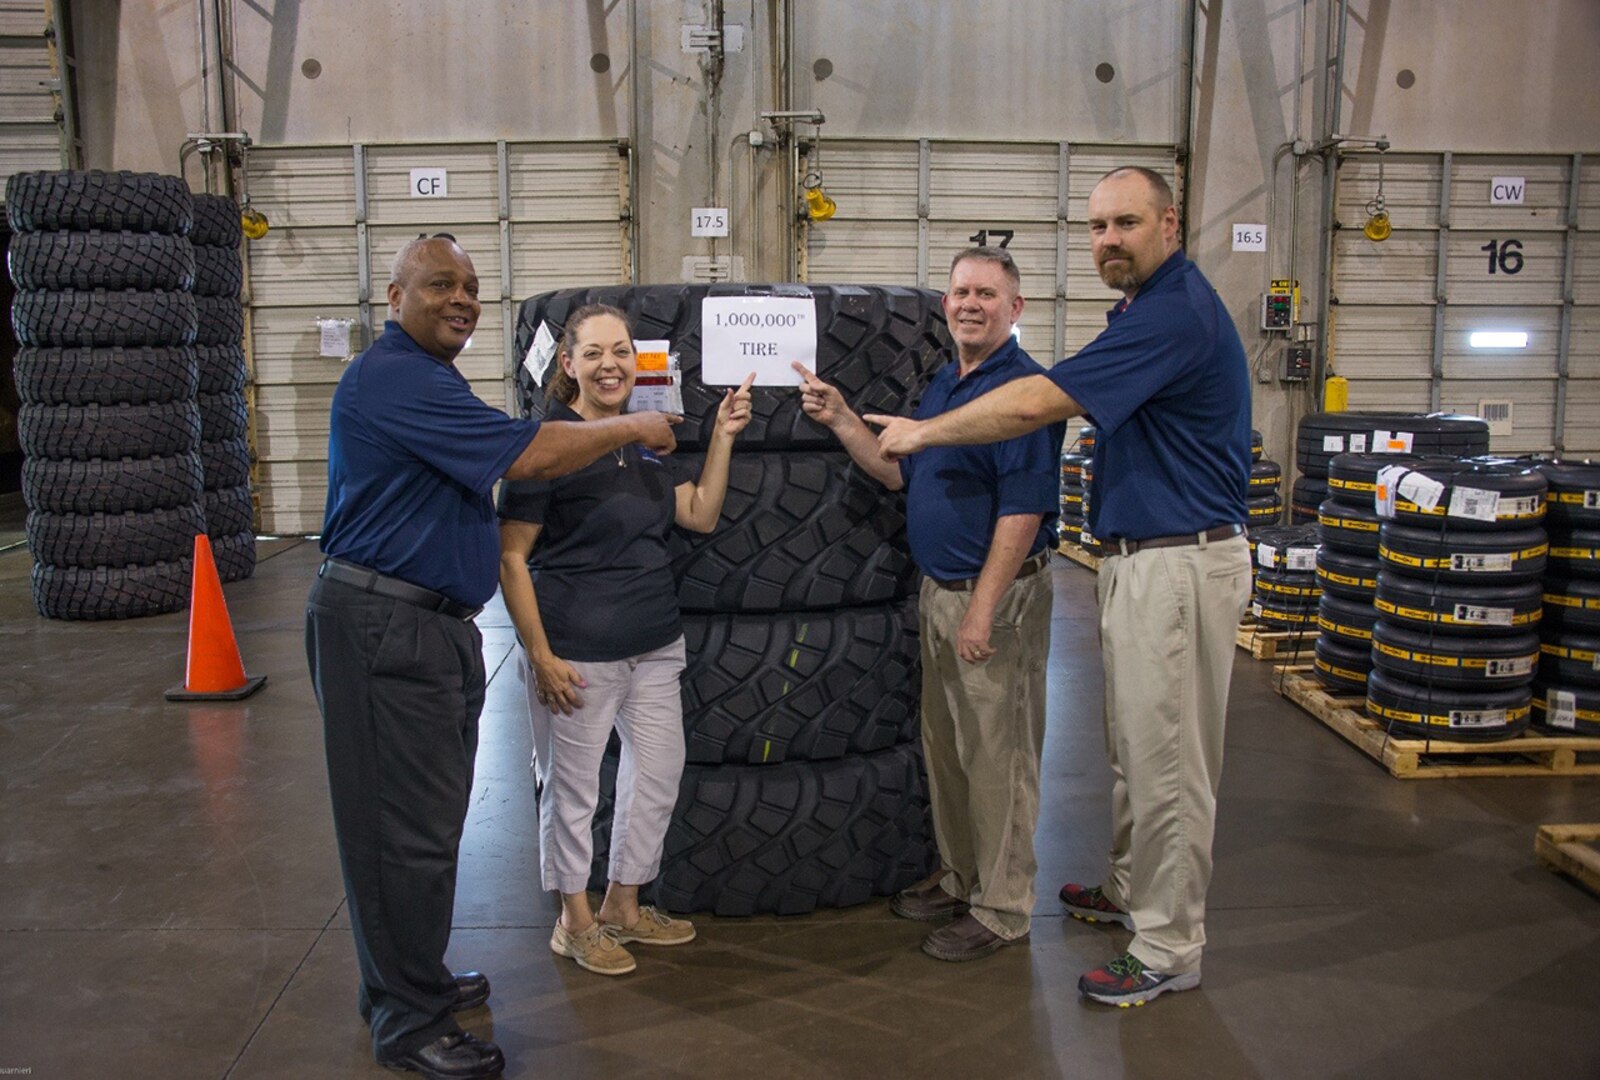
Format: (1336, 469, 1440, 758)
(1365, 668, 1531, 742)
(15, 346, 197, 406)
(669, 452, 915, 612)
(189, 193, 242, 248)
(31, 558, 192, 620)
(213, 529, 257, 582)
(13, 289, 197, 347)
(5, 170, 194, 234)
(26, 503, 203, 569)
(195, 344, 248, 395)
(681, 601, 920, 764)
(203, 484, 254, 537)
(197, 391, 248, 442)
(192, 295, 243, 346)
(191, 244, 242, 297)
(8, 230, 196, 292)
(514, 284, 953, 452)
(18, 399, 201, 461)
(199, 436, 252, 490)
(22, 451, 204, 515)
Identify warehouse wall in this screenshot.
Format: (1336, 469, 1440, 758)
(64, 0, 1600, 467)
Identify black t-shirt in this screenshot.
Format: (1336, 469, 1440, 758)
(497, 401, 695, 662)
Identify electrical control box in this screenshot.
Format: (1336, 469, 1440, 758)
(1281, 345, 1313, 382)
(1261, 279, 1299, 332)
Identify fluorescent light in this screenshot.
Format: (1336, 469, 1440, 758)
(1468, 331, 1528, 349)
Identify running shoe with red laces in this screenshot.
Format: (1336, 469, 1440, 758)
(1058, 882, 1133, 929)
(1078, 952, 1201, 1007)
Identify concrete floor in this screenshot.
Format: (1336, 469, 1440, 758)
(2, 535, 1598, 1080)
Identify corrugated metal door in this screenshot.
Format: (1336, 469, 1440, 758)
(1331, 152, 1597, 455)
(244, 140, 628, 535)
(0, 1, 65, 190)
(801, 140, 1180, 364)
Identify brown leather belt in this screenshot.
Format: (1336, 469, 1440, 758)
(931, 548, 1052, 592)
(1108, 523, 1245, 557)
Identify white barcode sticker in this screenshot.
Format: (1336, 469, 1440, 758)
(1549, 690, 1577, 729)
(1256, 542, 1278, 569)
(1448, 485, 1500, 522)
(1498, 495, 1542, 518)
(1349, 433, 1369, 452)
(1593, 652, 1600, 671)
(1585, 490, 1600, 509)
(1251, 600, 1263, 618)
(1375, 465, 1409, 518)
(1286, 546, 1319, 572)
(1372, 429, 1391, 451)
(1484, 656, 1534, 677)
(1397, 470, 1445, 512)
(1386, 430, 1415, 452)
(1453, 603, 1514, 626)
(1451, 552, 1515, 573)
(1323, 435, 1345, 453)
(1448, 708, 1507, 729)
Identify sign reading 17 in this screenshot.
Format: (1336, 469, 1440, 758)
(968, 229, 1015, 248)
(1480, 238, 1524, 275)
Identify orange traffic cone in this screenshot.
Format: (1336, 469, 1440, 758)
(165, 534, 267, 701)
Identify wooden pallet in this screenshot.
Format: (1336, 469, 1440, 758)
(1272, 665, 1600, 779)
(1057, 540, 1102, 571)
(1236, 618, 1318, 660)
(1535, 825, 1600, 899)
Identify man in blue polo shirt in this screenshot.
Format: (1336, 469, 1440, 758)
(307, 235, 679, 1079)
(797, 247, 1064, 962)
(868, 167, 1252, 1007)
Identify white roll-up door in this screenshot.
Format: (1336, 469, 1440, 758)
(1331, 151, 1597, 455)
(801, 140, 1180, 365)
(244, 140, 629, 535)
(0, 1, 65, 192)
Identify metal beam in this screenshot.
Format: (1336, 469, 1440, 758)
(1429, 152, 1452, 413)
(1554, 152, 1581, 451)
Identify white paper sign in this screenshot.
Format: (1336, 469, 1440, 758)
(1490, 177, 1526, 206)
(1397, 470, 1445, 512)
(691, 207, 730, 237)
(1323, 435, 1345, 453)
(409, 168, 448, 198)
(1232, 224, 1266, 251)
(701, 296, 817, 385)
(1448, 485, 1501, 522)
(318, 318, 351, 359)
(1386, 430, 1415, 452)
(1349, 433, 1369, 453)
(522, 320, 558, 384)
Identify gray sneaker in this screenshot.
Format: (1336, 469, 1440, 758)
(550, 920, 637, 976)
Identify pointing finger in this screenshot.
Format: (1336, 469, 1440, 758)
(738, 371, 757, 394)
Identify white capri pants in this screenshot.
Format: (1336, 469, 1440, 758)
(523, 636, 687, 894)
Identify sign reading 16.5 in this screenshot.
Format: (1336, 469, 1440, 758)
(1480, 238, 1524, 275)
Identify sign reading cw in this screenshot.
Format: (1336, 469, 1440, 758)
(1490, 177, 1525, 206)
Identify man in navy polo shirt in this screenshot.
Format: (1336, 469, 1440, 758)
(868, 167, 1253, 1007)
(306, 235, 679, 1079)
(797, 247, 1064, 963)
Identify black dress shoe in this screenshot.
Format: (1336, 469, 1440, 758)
(383, 1032, 504, 1080)
(451, 971, 490, 1012)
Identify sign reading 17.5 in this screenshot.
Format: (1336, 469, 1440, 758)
(1480, 238, 1524, 275)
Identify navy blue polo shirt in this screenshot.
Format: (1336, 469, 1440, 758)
(321, 320, 540, 606)
(902, 338, 1066, 581)
(1048, 252, 1250, 541)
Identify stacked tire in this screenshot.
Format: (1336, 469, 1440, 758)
(1248, 429, 1284, 528)
(514, 283, 946, 915)
(8, 170, 202, 620)
(1073, 427, 1102, 555)
(1532, 461, 1600, 734)
(1248, 523, 1320, 632)
(1059, 450, 1088, 545)
(1367, 457, 1547, 740)
(188, 194, 255, 582)
(1312, 453, 1391, 692)
(1291, 411, 1491, 525)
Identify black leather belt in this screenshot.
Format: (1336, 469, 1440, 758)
(931, 548, 1052, 592)
(1107, 523, 1245, 557)
(318, 558, 482, 620)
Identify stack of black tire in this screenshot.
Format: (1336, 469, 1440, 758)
(1247, 523, 1320, 632)
(1059, 450, 1087, 545)
(1074, 425, 1101, 556)
(514, 283, 947, 915)
(1248, 429, 1284, 527)
(1367, 457, 1547, 741)
(188, 194, 255, 582)
(1531, 460, 1600, 734)
(1291, 411, 1491, 525)
(1312, 453, 1391, 693)
(8, 170, 202, 620)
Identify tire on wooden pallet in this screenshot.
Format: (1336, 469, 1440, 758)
(22, 451, 204, 515)
(1252, 593, 1319, 630)
(12, 289, 197, 347)
(1537, 460, 1600, 530)
(8, 230, 196, 292)
(1543, 577, 1600, 634)
(1291, 475, 1329, 524)
(1384, 459, 1547, 531)
(668, 452, 915, 612)
(1315, 547, 1379, 601)
(1249, 459, 1281, 492)
(1318, 497, 1381, 555)
(31, 557, 192, 620)
(4, 170, 194, 234)
(1246, 494, 1283, 527)
(1373, 570, 1542, 636)
(1326, 452, 1425, 507)
(212, 529, 257, 583)
(1248, 523, 1319, 571)
(1317, 593, 1379, 648)
(515, 284, 953, 452)
(1537, 631, 1600, 689)
(1377, 522, 1547, 584)
(25, 502, 204, 568)
(1531, 682, 1600, 736)
(203, 484, 254, 537)
(1313, 634, 1372, 693)
(680, 600, 919, 764)
(1547, 528, 1600, 580)
(15, 345, 197, 406)
(1254, 568, 1320, 602)
(646, 742, 939, 916)
(195, 344, 248, 395)
(18, 399, 201, 461)
(1364, 668, 1531, 742)
(1370, 620, 1539, 688)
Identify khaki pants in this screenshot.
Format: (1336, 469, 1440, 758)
(1096, 534, 1251, 974)
(918, 567, 1053, 939)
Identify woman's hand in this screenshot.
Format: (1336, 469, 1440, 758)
(531, 651, 586, 715)
(716, 372, 757, 438)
